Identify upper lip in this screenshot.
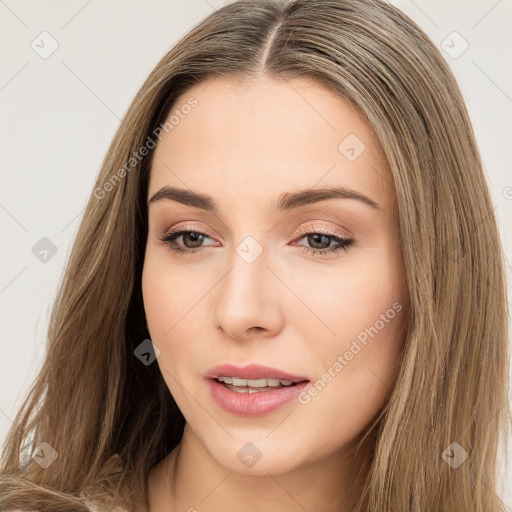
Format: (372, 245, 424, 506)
(206, 363, 309, 383)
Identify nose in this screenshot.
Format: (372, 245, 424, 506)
(210, 243, 285, 342)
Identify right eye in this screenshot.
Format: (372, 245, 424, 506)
(158, 229, 216, 255)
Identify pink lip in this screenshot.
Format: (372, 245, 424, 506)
(205, 364, 310, 417)
(207, 379, 309, 417)
(205, 363, 309, 382)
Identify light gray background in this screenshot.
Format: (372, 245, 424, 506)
(1, 0, 511, 505)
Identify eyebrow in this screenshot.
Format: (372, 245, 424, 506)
(148, 185, 380, 211)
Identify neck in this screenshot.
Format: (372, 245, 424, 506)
(147, 424, 370, 512)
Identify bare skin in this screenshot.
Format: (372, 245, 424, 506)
(143, 74, 409, 512)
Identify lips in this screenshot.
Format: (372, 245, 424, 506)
(205, 363, 309, 383)
(204, 363, 311, 417)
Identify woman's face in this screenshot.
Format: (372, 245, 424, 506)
(142, 75, 408, 476)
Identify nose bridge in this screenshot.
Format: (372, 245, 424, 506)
(211, 232, 283, 338)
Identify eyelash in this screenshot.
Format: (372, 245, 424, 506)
(157, 226, 353, 257)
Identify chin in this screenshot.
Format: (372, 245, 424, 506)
(206, 436, 307, 476)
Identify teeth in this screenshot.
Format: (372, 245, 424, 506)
(247, 378, 267, 388)
(217, 376, 296, 387)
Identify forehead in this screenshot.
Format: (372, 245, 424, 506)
(148, 75, 394, 212)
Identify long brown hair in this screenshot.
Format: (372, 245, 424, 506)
(1, 0, 509, 510)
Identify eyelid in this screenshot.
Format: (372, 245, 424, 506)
(162, 222, 216, 239)
(294, 223, 352, 240)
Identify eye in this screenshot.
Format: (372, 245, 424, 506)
(157, 229, 215, 256)
(157, 226, 354, 258)
(294, 228, 354, 257)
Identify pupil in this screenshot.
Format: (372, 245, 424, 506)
(308, 233, 329, 249)
(184, 232, 204, 248)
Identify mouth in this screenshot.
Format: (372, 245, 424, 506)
(213, 375, 308, 393)
(207, 363, 309, 384)
(205, 363, 310, 413)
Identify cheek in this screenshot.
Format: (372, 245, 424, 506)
(291, 251, 407, 414)
(289, 255, 406, 349)
(141, 253, 215, 394)
(141, 251, 204, 339)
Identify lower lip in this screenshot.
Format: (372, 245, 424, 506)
(207, 378, 309, 417)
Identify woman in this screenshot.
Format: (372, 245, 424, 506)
(1, 0, 509, 510)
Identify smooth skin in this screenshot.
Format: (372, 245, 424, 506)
(143, 74, 409, 512)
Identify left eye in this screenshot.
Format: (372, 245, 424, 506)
(157, 230, 353, 257)
(296, 232, 353, 256)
